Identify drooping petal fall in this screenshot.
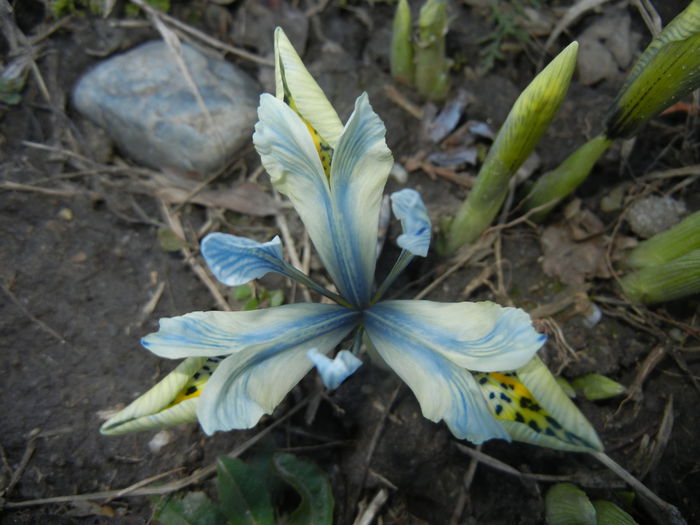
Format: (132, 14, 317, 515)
(364, 300, 545, 443)
(475, 356, 603, 452)
(141, 303, 359, 434)
(100, 357, 208, 435)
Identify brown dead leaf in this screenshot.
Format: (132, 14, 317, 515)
(541, 201, 611, 286)
(156, 182, 279, 216)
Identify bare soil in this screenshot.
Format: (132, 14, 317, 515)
(1, 1, 699, 524)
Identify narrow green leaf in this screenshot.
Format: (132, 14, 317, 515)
(620, 248, 700, 304)
(216, 456, 275, 525)
(626, 210, 700, 269)
(593, 500, 639, 525)
(605, 0, 700, 139)
(391, 0, 414, 86)
(571, 374, 626, 401)
(523, 134, 612, 221)
(545, 483, 596, 525)
(153, 491, 224, 525)
(445, 41, 578, 252)
(272, 453, 334, 525)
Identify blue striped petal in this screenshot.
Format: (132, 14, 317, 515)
(307, 348, 363, 389)
(202, 233, 287, 286)
(364, 300, 545, 443)
(141, 304, 359, 433)
(366, 300, 545, 371)
(142, 303, 358, 359)
(326, 93, 393, 306)
(254, 93, 393, 307)
(390, 189, 431, 257)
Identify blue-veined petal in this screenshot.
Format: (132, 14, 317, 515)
(141, 304, 359, 433)
(307, 348, 363, 389)
(326, 93, 394, 306)
(365, 300, 545, 371)
(254, 93, 392, 307)
(100, 357, 205, 435)
(142, 303, 358, 359)
(202, 233, 287, 286)
(364, 300, 545, 443)
(364, 320, 508, 443)
(274, 27, 343, 147)
(390, 189, 432, 257)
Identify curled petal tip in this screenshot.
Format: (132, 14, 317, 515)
(390, 189, 432, 257)
(307, 348, 363, 389)
(201, 233, 286, 287)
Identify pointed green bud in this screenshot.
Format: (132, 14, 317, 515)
(605, 0, 700, 139)
(571, 373, 626, 401)
(626, 210, 700, 269)
(391, 0, 415, 86)
(444, 42, 579, 253)
(523, 134, 612, 221)
(620, 248, 700, 304)
(415, 0, 450, 101)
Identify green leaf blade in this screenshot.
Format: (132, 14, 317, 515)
(216, 456, 275, 525)
(272, 453, 334, 525)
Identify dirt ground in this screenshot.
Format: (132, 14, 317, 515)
(1, 1, 699, 524)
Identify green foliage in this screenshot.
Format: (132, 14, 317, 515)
(231, 283, 285, 311)
(154, 453, 334, 525)
(524, 1, 700, 222)
(153, 492, 225, 525)
(625, 210, 700, 269)
(571, 374, 626, 401)
(444, 42, 578, 253)
(50, 0, 103, 18)
(478, 0, 540, 72)
(545, 483, 639, 525)
(216, 457, 275, 525)
(390, 0, 415, 85)
(389, 0, 450, 101)
(620, 249, 700, 304)
(272, 453, 335, 525)
(415, 0, 450, 101)
(545, 483, 597, 525)
(125, 0, 171, 17)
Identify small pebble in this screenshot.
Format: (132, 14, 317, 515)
(626, 196, 686, 238)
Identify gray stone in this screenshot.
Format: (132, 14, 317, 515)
(627, 196, 687, 239)
(73, 41, 260, 174)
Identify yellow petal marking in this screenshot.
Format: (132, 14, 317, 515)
(168, 357, 222, 407)
(475, 371, 598, 450)
(278, 60, 334, 179)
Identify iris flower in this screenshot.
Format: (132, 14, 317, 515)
(101, 29, 602, 452)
